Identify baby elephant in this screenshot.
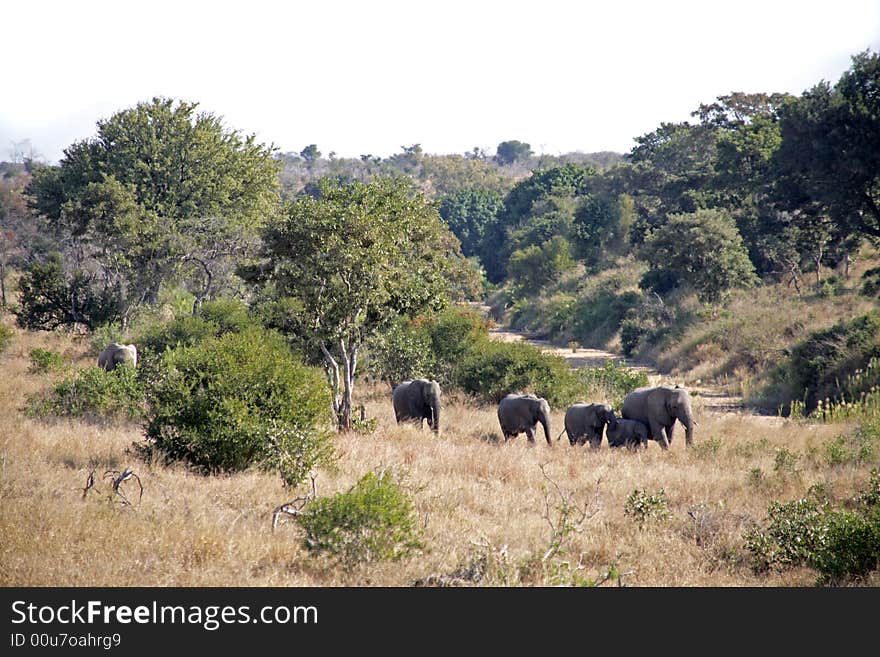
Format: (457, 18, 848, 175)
(605, 418, 649, 450)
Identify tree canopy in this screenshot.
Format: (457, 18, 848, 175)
(258, 177, 473, 429)
(24, 97, 280, 324)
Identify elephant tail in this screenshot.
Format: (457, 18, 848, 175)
(556, 428, 566, 442)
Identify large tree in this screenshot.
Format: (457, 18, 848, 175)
(773, 50, 880, 241)
(258, 177, 470, 430)
(25, 97, 280, 325)
(639, 208, 757, 303)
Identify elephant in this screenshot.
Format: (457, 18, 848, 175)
(392, 379, 442, 434)
(497, 393, 552, 445)
(97, 342, 138, 371)
(621, 385, 695, 449)
(561, 402, 616, 448)
(605, 418, 650, 450)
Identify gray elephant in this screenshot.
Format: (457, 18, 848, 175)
(561, 402, 616, 448)
(97, 342, 138, 371)
(621, 385, 695, 449)
(605, 418, 650, 450)
(392, 379, 442, 434)
(497, 393, 552, 445)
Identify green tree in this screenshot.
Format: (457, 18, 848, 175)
(300, 144, 321, 164)
(773, 50, 880, 242)
(484, 163, 591, 282)
(507, 235, 574, 298)
(258, 177, 467, 430)
(494, 140, 533, 166)
(570, 193, 622, 268)
(25, 97, 280, 325)
(639, 208, 757, 303)
(438, 187, 504, 259)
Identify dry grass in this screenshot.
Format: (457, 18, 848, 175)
(1, 318, 877, 587)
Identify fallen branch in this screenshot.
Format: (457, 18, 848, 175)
(272, 475, 318, 531)
(103, 467, 143, 506)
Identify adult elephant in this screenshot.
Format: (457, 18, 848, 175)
(621, 385, 695, 449)
(497, 393, 552, 445)
(392, 379, 442, 434)
(561, 402, 615, 448)
(97, 342, 138, 371)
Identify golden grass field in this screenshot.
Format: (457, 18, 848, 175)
(1, 319, 877, 587)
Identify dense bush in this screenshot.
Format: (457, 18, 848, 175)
(780, 311, 880, 413)
(26, 366, 145, 421)
(144, 328, 334, 486)
(810, 509, 880, 584)
(366, 305, 491, 386)
(14, 255, 121, 331)
(453, 339, 582, 406)
(136, 298, 258, 361)
(296, 470, 423, 567)
(28, 348, 66, 374)
(744, 472, 880, 584)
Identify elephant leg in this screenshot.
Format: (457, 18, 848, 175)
(589, 431, 601, 450)
(525, 427, 536, 443)
(650, 419, 669, 450)
(666, 423, 675, 445)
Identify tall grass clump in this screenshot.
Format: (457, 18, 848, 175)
(0, 320, 13, 353)
(143, 328, 334, 486)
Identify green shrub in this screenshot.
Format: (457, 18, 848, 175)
(144, 328, 334, 486)
(14, 255, 121, 331)
(28, 348, 66, 374)
(453, 338, 582, 406)
(365, 320, 437, 386)
(296, 470, 423, 567)
(744, 497, 828, 573)
(26, 366, 145, 421)
(619, 318, 648, 357)
(624, 488, 669, 528)
(576, 360, 648, 409)
(809, 509, 880, 584)
(782, 311, 880, 413)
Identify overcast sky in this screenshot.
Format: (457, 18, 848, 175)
(2, 0, 878, 164)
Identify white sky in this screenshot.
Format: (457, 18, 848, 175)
(2, 0, 878, 164)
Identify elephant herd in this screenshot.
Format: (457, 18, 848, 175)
(392, 378, 696, 450)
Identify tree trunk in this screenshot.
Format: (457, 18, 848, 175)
(0, 260, 6, 307)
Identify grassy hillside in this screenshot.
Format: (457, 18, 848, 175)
(2, 317, 877, 586)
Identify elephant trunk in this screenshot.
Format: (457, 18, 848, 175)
(430, 396, 441, 434)
(539, 411, 551, 445)
(680, 408, 695, 446)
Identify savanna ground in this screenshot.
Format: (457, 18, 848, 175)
(1, 315, 876, 587)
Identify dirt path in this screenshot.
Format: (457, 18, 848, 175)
(487, 324, 778, 421)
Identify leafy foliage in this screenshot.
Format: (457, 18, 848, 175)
(143, 328, 334, 486)
(15, 254, 121, 330)
(639, 208, 757, 303)
(26, 366, 145, 422)
(624, 488, 670, 528)
(745, 473, 880, 584)
(258, 177, 473, 429)
(296, 470, 423, 568)
(28, 348, 66, 374)
(25, 97, 280, 320)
